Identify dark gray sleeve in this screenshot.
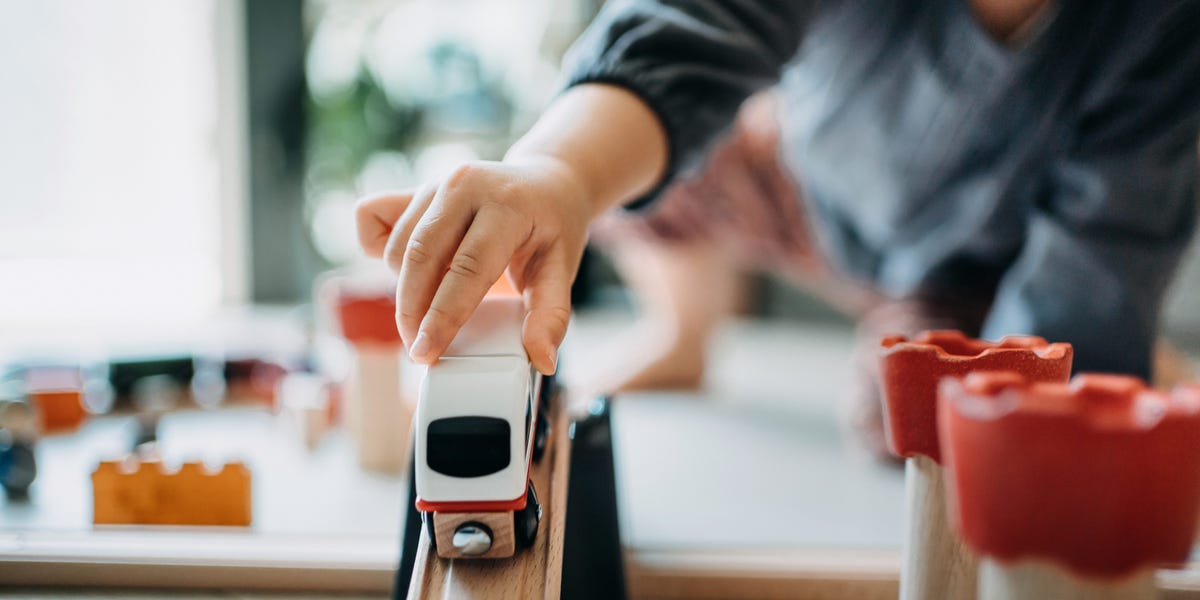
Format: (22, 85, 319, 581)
(562, 0, 811, 207)
(981, 4, 1200, 378)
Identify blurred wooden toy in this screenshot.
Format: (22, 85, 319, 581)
(0, 401, 38, 500)
(91, 457, 252, 526)
(131, 413, 160, 452)
(127, 374, 186, 453)
(24, 367, 87, 434)
(415, 295, 547, 560)
(941, 373, 1200, 599)
(277, 372, 335, 450)
(0, 434, 36, 501)
(105, 356, 196, 411)
(334, 287, 409, 473)
(878, 331, 1072, 600)
(224, 358, 288, 409)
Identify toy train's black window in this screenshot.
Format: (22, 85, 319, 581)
(427, 417, 510, 477)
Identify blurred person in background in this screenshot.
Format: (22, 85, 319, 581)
(356, 0, 1200, 457)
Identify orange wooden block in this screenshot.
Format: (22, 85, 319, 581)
(29, 390, 87, 434)
(91, 458, 252, 526)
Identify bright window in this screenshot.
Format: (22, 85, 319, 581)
(0, 0, 234, 331)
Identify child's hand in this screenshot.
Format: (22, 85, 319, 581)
(356, 83, 668, 374)
(355, 156, 593, 375)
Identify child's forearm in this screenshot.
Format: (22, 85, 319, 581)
(505, 83, 668, 218)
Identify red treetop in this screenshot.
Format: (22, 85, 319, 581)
(335, 292, 402, 347)
(940, 372, 1200, 579)
(878, 330, 1072, 462)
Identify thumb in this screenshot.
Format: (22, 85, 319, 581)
(355, 190, 415, 258)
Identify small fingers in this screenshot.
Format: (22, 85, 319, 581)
(355, 191, 415, 258)
(395, 189, 474, 350)
(409, 204, 530, 363)
(384, 184, 438, 273)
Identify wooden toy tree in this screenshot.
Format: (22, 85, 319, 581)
(878, 330, 1072, 599)
(334, 288, 410, 473)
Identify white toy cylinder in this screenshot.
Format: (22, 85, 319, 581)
(348, 345, 410, 473)
(899, 454, 976, 600)
(979, 558, 1156, 600)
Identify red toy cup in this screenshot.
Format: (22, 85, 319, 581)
(335, 292, 402, 347)
(879, 331, 1072, 462)
(941, 373, 1200, 579)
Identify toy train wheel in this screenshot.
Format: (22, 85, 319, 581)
(538, 371, 556, 411)
(532, 409, 550, 462)
(514, 480, 541, 549)
(532, 371, 555, 462)
(422, 509, 438, 549)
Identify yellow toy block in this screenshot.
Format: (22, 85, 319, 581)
(91, 458, 252, 526)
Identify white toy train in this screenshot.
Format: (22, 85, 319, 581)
(414, 295, 553, 559)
